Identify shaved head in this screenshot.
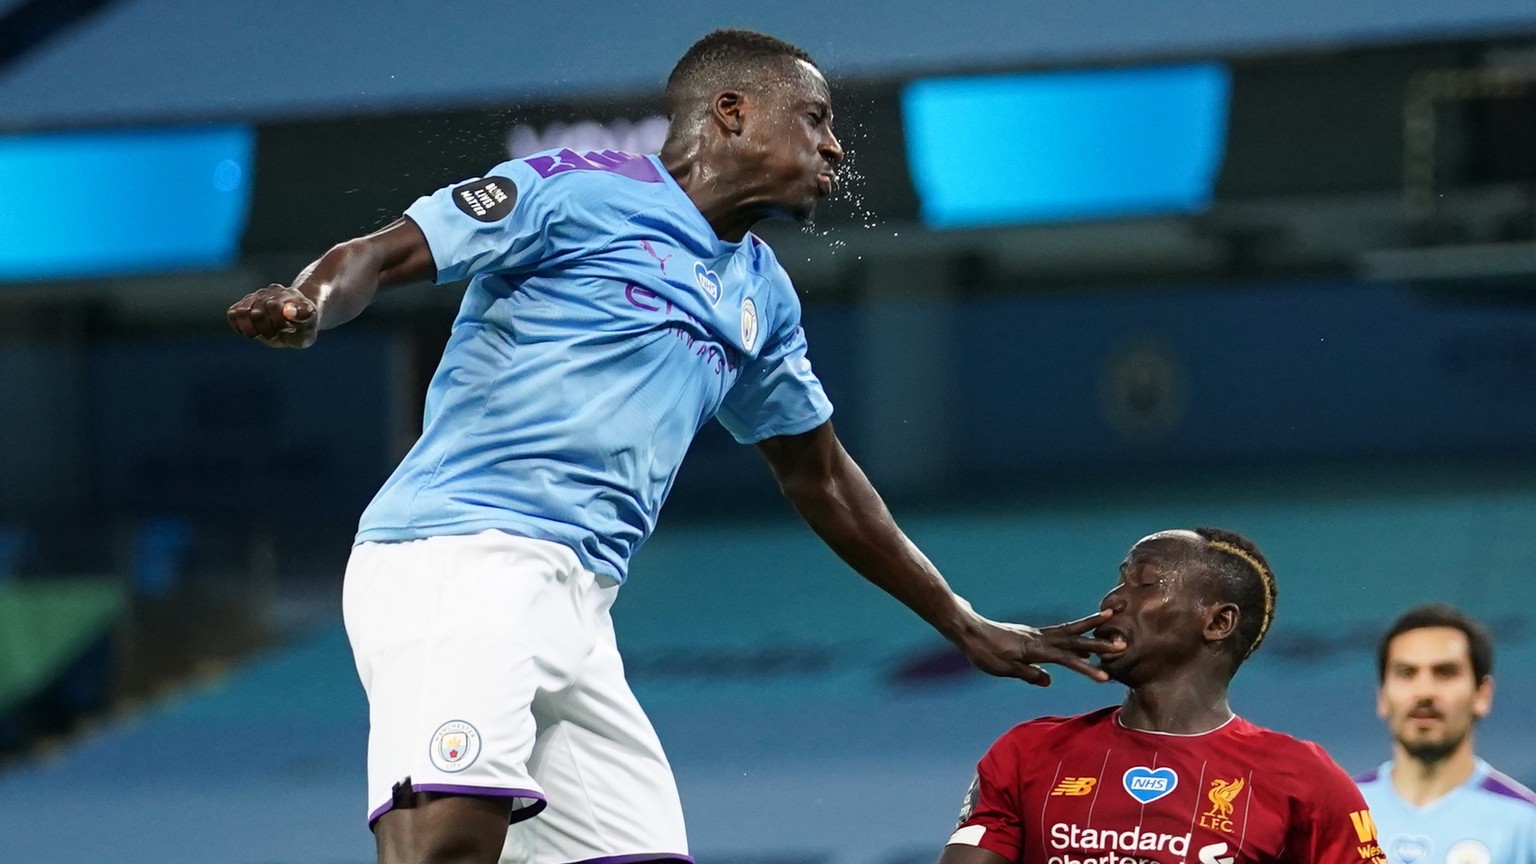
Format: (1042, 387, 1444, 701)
(664, 29, 819, 124)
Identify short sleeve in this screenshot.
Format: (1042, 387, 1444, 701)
(403, 159, 567, 284)
(716, 292, 833, 444)
(948, 739, 1024, 862)
(1291, 745, 1389, 864)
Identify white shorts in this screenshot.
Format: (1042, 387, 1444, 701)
(342, 530, 690, 864)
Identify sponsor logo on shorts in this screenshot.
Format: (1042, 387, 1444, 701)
(1048, 823, 1189, 864)
(1197, 777, 1245, 834)
(1122, 766, 1178, 804)
(451, 177, 516, 222)
(1051, 777, 1098, 796)
(429, 720, 482, 773)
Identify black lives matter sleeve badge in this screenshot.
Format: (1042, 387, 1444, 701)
(452, 176, 517, 222)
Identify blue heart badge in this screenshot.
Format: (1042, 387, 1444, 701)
(693, 261, 723, 305)
(1391, 835, 1432, 864)
(1122, 767, 1179, 804)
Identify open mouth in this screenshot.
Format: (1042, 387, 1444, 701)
(816, 173, 836, 195)
(1094, 625, 1129, 655)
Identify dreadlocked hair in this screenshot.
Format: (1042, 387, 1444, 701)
(1193, 526, 1277, 666)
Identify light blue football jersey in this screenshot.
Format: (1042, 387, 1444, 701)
(355, 149, 833, 582)
(1357, 759, 1536, 864)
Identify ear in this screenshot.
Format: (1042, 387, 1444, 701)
(1473, 674, 1494, 720)
(1376, 685, 1389, 721)
(710, 89, 747, 136)
(1204, 601, 1239, 645)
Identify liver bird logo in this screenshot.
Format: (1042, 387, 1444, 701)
(1205, 777, 1245, 819)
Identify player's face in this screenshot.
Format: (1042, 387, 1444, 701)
(737, 60, 843, 221)
(1377, 626, 1491, 764)
(1093, 531, 1210, 686)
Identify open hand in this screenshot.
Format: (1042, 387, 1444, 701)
(958, 611, 1125, 686)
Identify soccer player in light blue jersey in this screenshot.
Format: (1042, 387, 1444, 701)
(1357, 605, 1536, 864)
(227, 28, 1122, 864)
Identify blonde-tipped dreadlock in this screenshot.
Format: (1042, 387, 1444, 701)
(1194, 528, 1277, 663)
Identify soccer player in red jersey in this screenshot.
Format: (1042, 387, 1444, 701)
(939, 528, 1389, 864)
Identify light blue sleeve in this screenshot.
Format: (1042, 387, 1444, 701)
(717, 283, 834, 444)
(403, 159, 572, 284)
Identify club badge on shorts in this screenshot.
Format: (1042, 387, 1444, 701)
(429, 720, 482, 773)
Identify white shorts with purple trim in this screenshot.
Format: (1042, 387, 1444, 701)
(343, 530, 691, 864)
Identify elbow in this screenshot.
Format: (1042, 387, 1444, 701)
(777, 469, 838, 513)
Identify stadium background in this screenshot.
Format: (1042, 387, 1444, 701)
(3, 1, 1536, 861)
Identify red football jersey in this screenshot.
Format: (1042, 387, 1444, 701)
(949, 707, 1388, 864)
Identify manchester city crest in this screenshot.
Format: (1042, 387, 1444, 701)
(429, 720, 482, 773)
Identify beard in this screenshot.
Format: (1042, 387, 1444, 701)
(1397, 726, 1467, 765)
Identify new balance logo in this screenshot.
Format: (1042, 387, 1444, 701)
(1051, 777, 1098, 796)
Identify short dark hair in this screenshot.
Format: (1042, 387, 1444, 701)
(1191, 527, 1276, 667)
(1377, 604, 1493, 684)
(664, 29, 817, 118)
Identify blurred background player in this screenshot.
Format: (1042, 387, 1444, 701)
(939, 528, 1386, 864)
(1356, 605, 1536, 864)
(226, 28, 1119, 864)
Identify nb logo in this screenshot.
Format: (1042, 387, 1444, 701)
(1050, 777, 1097, 797)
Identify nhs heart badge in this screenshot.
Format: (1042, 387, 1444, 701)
(1391, 835, 1431, 864)
(693, 261, 723, 305)
(1122, 766, 1178, 804)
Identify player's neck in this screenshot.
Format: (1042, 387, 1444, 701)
(659, 146, 756, 243)
(1119, 679, 1234, 735)
(1390, 740, 1478, 806)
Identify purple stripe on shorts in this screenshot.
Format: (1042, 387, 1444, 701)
(368, 786, 547, 827)
(565, 848, 697, 854)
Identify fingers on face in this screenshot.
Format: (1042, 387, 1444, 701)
(1054, 610, 1113, 635)
(1060, 655, 1111, 682)
(1018, 664, 1050, 686)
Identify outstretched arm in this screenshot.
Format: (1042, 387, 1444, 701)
(227, 217, 434, 348)
(757, 421, 1120, 686)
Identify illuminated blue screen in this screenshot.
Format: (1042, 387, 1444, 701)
(0, 125, 254, 281)
(901, 64, 1231, 228)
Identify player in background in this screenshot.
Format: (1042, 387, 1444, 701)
(227, 28, 1122, 864)
(1357, 604, 1536, 864)
(939, 528, 1387, 864)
